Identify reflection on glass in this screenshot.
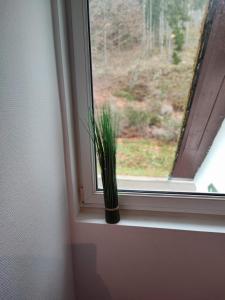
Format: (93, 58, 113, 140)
(89, 0, 225, 194)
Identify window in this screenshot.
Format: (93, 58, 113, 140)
(70, 0, 225, 214)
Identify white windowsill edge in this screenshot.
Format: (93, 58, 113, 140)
(98, 175, 196, 192)
(76, 208, 225, 234)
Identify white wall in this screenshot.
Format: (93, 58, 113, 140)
(74, 222, 225, 300)
(0, 1, 75, 298)
(195, 119, 225, 193)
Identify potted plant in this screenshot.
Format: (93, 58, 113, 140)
(89, 105, 120, 224)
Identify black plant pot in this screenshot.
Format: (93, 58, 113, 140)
(102, 172, 120, 224)
(105, 208, 120, 224)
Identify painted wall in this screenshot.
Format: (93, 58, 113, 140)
(74, 222, 225, 300)
(0, 1, 75, 298)
(195, 119, 225, 193)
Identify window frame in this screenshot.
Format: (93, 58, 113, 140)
(69, 0, 225, 216)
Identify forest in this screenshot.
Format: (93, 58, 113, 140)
(89, 0, 208, 177)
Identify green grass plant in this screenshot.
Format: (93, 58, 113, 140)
(89, 105, 120, 223)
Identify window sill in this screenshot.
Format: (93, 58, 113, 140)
(76, 208, 225, 234)
(98, 175, 196, 192)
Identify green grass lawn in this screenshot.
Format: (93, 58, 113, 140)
(116, 138, 177, 177)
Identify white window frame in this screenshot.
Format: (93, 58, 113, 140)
(69, 0, 225, 216)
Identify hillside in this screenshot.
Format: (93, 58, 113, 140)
(90, 0, 208, 177)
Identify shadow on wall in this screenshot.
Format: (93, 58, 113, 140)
(74, 243, 111, 300)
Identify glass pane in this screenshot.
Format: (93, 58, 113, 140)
(88, 0, 225, 194)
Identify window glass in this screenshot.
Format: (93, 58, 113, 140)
(88, 0, 225, 194)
